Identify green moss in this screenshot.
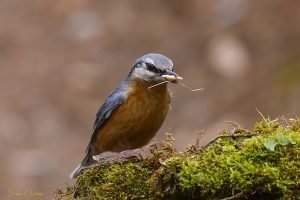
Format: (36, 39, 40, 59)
(55, 118, 300, 200)
(75, 162, 156, 199)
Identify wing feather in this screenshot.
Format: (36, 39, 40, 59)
(86, 80, 129, 153)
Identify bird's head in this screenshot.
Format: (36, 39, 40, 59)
(130, 53, 182, 83)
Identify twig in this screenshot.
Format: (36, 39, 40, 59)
(204, 134, 257, 148)
(224, 120, 251, 134)
(256, 108, 267, 122)
(220, 192, 243, 200)
(282, 117, 291, 127)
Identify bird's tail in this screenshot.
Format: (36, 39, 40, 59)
(69, 151, 96, 179)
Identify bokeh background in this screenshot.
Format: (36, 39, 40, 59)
(0, 0, 299, 199)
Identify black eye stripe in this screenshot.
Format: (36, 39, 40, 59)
(146, 63, 157, 72)
(145, 63, 165, 74)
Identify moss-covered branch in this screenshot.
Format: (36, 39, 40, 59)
(56, 117, 300, 200)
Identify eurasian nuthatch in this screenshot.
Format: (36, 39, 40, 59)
(70, 53, 182, 178)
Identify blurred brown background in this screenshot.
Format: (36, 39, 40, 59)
(0, 0, 299, 199)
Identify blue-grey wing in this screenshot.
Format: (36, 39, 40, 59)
(86, 80, 129, 152)
(93, 93, 124, 130)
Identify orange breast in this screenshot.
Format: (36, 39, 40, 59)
(97, 80, 171, 152)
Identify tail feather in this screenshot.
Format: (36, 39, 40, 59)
(70, 151, 96, 179)
(69, 164, 83, 179)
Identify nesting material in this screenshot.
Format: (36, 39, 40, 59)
(148, 75, 203, 93)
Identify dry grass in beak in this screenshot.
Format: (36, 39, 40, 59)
(148, 81, 169, 90)
(177, 81, 204, 92)
(148, 75, 203, 93)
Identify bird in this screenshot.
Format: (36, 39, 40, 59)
(70, 53, 182, 179)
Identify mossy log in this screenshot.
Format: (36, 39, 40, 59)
(56, 117, 300, 200)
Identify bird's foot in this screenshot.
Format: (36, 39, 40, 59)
(93, 148, 142, 164)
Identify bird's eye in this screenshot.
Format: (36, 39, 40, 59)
(134, 61, 143, 68)
(145, 63, 164, 74)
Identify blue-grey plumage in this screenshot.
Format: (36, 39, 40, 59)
(70, 53, 181, 179)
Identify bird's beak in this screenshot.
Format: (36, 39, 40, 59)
(161, 69, 183, 83)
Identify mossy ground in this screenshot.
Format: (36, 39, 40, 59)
(56, 117, 300, 200)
